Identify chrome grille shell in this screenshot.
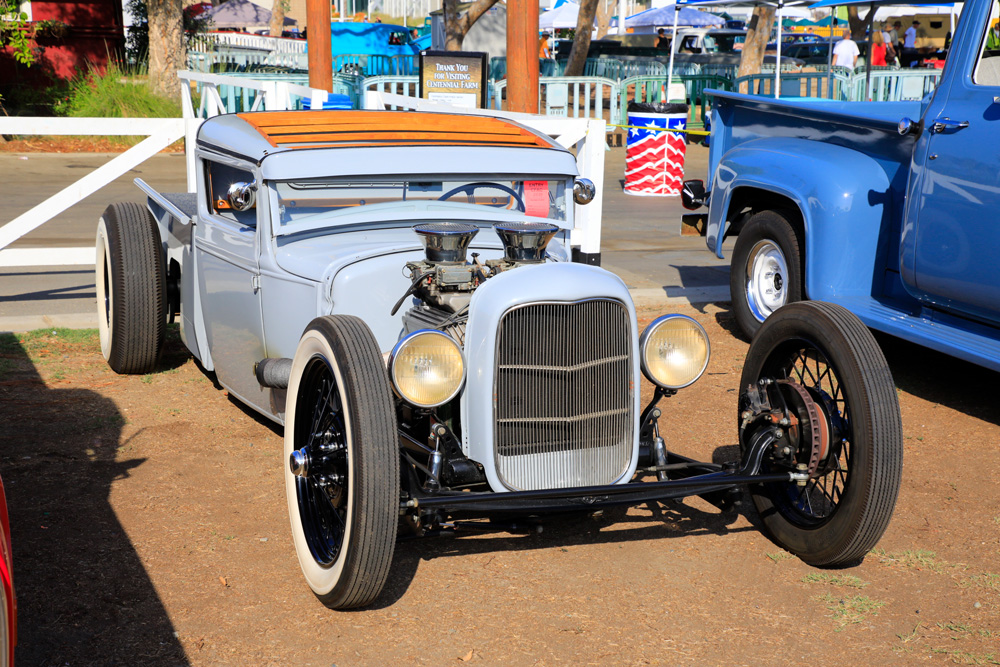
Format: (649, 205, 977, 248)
(458, 262, 640, 494)
(493, 299, 635, 490)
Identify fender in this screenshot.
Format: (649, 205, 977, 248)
(707, 137, 892, 302)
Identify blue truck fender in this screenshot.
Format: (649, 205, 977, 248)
(707, 137, 892, 302)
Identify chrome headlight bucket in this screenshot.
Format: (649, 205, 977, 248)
(639, 315, 710, 389)
(388, 330, 466, 408)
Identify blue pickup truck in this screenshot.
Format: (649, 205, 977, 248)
(684, 0, 1000, 372)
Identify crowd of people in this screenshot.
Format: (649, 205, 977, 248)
(833, 18, 948, 71)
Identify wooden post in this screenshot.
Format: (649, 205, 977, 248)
(307, 0, 332, 91)
(506, 0, 539, 113)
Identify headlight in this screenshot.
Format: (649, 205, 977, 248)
(388, 330, 466, 408)
(639, 315, 710, 389)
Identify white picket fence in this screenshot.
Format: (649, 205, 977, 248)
(0, 72, 607, 267)
(188, 32, 307, 55)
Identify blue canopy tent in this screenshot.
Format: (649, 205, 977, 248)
(624, 5, 728, 27)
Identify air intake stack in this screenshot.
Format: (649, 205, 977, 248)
(494, 222, 560, 264)
(413, 222, 479, 264)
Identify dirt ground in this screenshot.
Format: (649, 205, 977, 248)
(1, 303, 998, 666)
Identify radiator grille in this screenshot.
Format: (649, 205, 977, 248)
(493, 299, 634, 490)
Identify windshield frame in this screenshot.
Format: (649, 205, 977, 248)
(266, 174, 573, 239)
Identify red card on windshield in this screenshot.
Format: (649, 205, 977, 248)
(523, 181, 549, 218)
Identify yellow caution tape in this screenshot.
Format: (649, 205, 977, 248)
(609, 123, 711, 138)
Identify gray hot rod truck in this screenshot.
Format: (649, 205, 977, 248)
(97, 109, 903, 609)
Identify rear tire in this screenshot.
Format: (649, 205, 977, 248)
(95, 202, 165, 374)
(740, 301, 902, 567)
(284, 315, 399, 609)
(730, 210, 803, 340)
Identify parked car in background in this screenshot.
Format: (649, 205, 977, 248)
(673, 28, 747, 54)
(97, 109, 903, 610)
(0, 474, 15, 666)
(783, 39, 870, 66)
(684, 0, 1000, 373)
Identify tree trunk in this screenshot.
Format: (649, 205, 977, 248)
(595, 0, 610, 40)
(270, 0, 286, 37)
(147, 0, 185, 99)
(444, 0, 498, 51)
(564, 0, 599, 76)
(847, 7, 865, 40)
(736, 5, 776, 92)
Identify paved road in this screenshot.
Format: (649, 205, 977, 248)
(0, 144, 731, 332)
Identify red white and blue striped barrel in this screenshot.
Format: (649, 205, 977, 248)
(624, 111, 687, 197)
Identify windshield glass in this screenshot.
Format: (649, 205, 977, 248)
(706, 34, 743, 52)
(274, 177, 568, 229)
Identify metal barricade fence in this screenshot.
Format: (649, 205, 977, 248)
(619, 74, 733, 131)
(619, 59, 669, 78)
(851, 69, 942, 101)
(188, 72, 360, 113)
(333, 54, 403, 76)
(583, 59, 624, 80)
(699, 63, 739, 81)
(489, 57, 672, 82)
(361, 76, 420, 109)
(492, 77, 620, 127)
(734, 71, 852, 100)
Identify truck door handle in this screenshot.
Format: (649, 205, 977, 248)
(931, 118, 969, 134)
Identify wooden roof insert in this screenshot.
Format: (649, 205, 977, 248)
(237, 110, 553, 150)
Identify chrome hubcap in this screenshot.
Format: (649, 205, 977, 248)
(746, 240, 788, 322)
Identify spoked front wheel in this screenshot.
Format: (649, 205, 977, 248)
(739, 301, 903, 567)
(284, 316, 399, 609)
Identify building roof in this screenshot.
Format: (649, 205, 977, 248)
(234, 110, 556, 150)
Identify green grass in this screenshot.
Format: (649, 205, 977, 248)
(802, 573, 869, 589)
(54, 61, 180, 120)
(960, 573, 1000, 592)
(937, 622, 999, 639)
(872, 548, 948, 573)
(766, 551, 793, 563)
(928, 648, 1000, 665)
(816, 593, 886, 629)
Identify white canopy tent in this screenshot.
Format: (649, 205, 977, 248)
(540, 2, 584, 30)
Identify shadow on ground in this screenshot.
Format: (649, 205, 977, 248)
(0, 332, 188, 665)
(373, 467, 754, 609)
(711, 302, 1000, 426)
(874, 331, 1000, 427)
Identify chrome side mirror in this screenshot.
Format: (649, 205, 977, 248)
(573, 178, 596, 205)
(227, 181, 257, 211)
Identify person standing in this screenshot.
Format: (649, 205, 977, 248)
(902, 20, 920, 66)
(891, 20, 903, 56)
(987, 21, 1000, 50)
(883, 23, 897, 65)
(833, 28, 860, 70)
(871, 29, 888, 67)
(539, 31, 552, 59)
(656, 28, 670, 49)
